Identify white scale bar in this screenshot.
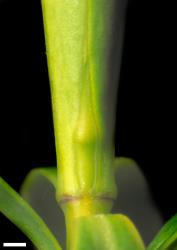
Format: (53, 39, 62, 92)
(3, 243, 26, 247)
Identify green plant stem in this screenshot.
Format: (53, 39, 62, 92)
(60, 197, 113, 249)
(41, 0, 125, 201)
(41, 1, 128, 248)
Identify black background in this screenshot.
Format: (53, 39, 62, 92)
(0, 0, 176, 248)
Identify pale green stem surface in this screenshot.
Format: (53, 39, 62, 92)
(40, 1, 144, 249)
(41, 0, 125, 203)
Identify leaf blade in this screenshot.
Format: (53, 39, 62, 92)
(0, 177, 62, 250)
(148, 213, 177, 250)
(20, 167, 57, 196)
(20, 167, 66, 250)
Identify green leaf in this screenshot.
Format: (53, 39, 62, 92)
(0, 177, 62, 250)
(113, 157, 163, 245)
(148, 213, 177, 250)
(20, 167, 57, 195)
(114, 157, 139, 174)
(73, 214, 145, 250)
(20, 167, 66, 250)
